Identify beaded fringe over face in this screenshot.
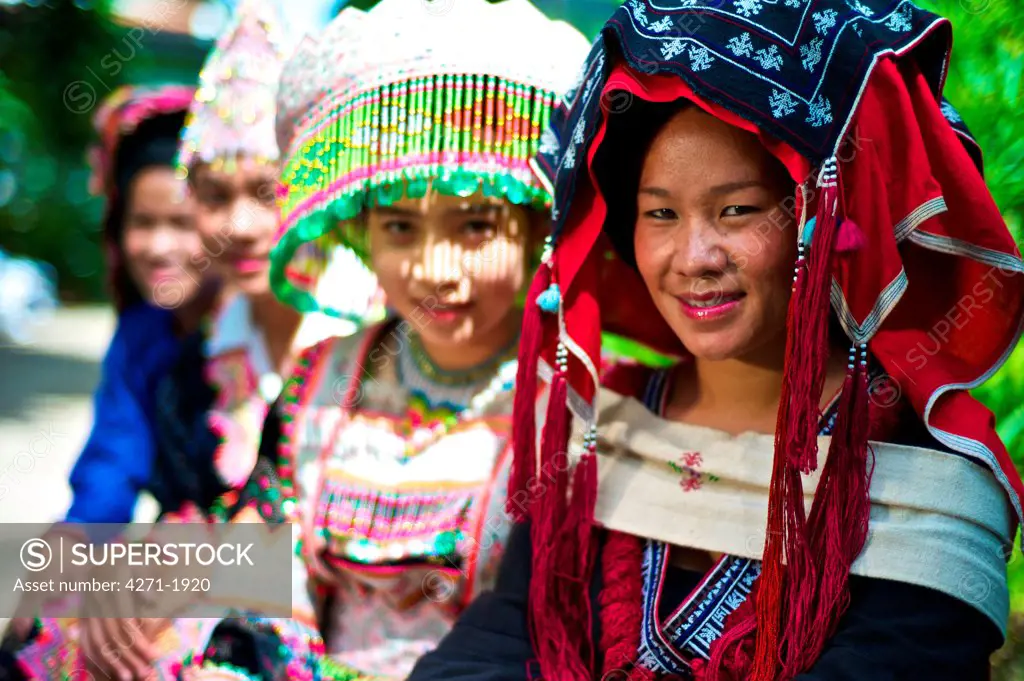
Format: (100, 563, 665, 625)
(268, 0, 591, 317)
(279, 74, 556, 256)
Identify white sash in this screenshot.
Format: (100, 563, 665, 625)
(574, 388, 1014, 633)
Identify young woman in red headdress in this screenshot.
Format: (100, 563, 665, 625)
(408, 1, 1024, 680)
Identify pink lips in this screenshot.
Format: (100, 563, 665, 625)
(233, 257, 267, 274)
(677, 293, 745, 321)
(424, 302, 473, 324)
(148, 266, 179, 284)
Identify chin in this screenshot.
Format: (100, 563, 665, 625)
(234, 277, 271, 299)
(687, 344, 744, 363)
(676, 328, 752, 363)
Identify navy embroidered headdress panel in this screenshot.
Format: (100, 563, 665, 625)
(535, 0, 953, 240)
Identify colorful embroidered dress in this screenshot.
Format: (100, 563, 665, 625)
(164, 291, 345, 520)
(271, 320, 519, 677)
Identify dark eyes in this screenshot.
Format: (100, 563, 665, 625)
(642, 206, 761, 221)
(721, 205, 760, 217)
(461, 220, 496, 239)
(256, 183, 277, 206)
(126, 214, 156, 228)
(643, 208, 678, 220)
(380, 219, 497, 240)
(125, 214, 192, 230)
(196, 189, 229, 208)
(383, 220, 414, 236)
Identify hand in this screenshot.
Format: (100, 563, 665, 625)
(77, 555, 164, 681)
(79, 617, 163, 681)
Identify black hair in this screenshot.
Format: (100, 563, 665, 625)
(592, 97, 691, 269)
(104, 110, 188, 311)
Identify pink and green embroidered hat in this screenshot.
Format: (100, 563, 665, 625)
(269, 0, 591, 315)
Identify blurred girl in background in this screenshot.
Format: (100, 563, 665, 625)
(66, 83, 216, 526)
(10, 1, 352, 678)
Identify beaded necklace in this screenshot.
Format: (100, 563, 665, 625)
(275, 322, 519, 507)
(351, 323, 518, 460)
(296, 323, 518, 576)
(403, 329, 520, 388)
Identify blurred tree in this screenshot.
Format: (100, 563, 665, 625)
(0, 0, 121, 301)
(0, 0, 208, 301)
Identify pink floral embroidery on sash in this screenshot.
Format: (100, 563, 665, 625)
(670, 451, 718, 492)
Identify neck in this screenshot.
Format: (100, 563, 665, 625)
(417, 310, 520, 372)
(667, 332, 790, 434)
(248, 291, 301, 373)
(669, 335, 852, 435)
(173, 282, 219, 336)
(690, 355, 786, 416)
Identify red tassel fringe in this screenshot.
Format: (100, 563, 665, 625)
(529, 372, 593, 680)
(706, 175, 849, 681)
(507, 263, 550, 521)
(702, 594, 758, 681)
(563, 449, 599, 672)
(834, 218, 865, 254)
(600, 531, 646, 679)
(795, 354, 873, 676)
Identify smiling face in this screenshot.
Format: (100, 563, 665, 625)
(121, 166, 203, 309)
(366, 189, 535, 355)
(633, 106, 797, 364)
(190, 158, 279, 297)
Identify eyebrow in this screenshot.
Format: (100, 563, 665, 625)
(375, 206, 419, 217)
(638, 180, 767, 198)
(446, 203, 502, 216)
(638, 186, 672, 198)
(707, 180, 768, 196)
(195, 174, 230, 191)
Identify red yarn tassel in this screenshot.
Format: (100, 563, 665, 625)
(834, 218, 865, 254)
(778, 168, 846, 678)
(789, 177, 840, 473)
(600, 531, 645, 679)
(507, 263, 550, 521)
(562, 448, 599, 671)
(704, 595, 759, 681)
(530, 372, 592, 680)
(750, 170, 842, 681)
(792, 350, 873, 677)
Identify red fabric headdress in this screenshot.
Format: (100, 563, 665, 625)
(509, 27, 1023, 681)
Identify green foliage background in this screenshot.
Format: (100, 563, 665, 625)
(0, 0, 1021, 673)
(0, 0, 208, 300)
(913, 1, 1024, 676)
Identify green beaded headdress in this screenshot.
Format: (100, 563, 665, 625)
(269, 0, 591, 316)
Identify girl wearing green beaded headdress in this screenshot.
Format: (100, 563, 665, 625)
(169, 1, 591, 680)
